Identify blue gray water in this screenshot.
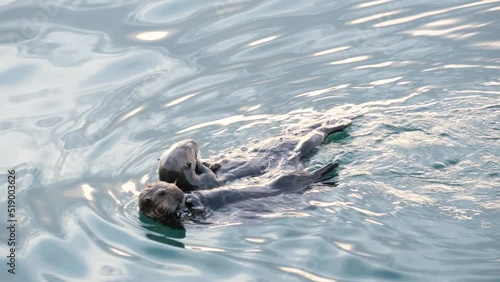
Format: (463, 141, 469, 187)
(0, 0, 499, 281)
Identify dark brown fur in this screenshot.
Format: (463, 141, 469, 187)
(138, 182, 185, 220)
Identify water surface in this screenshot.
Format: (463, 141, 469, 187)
(0, 0, 499, 281)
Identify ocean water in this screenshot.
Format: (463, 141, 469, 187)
(0, 0, 499, 281)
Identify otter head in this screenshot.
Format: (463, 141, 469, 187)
(138, 182, 187, 224)
(158, 139, 219, 191)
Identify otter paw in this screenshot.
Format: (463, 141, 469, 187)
(209, 163, 222, 172)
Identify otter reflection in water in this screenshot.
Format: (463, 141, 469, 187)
(158, 118, 352, 191)
(139, 162, 338, 226)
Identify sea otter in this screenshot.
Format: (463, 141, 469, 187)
(158, 118, 352, 191)
(140, 162, 338, 226)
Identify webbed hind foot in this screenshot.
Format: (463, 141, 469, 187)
(319, 119, 352, 135)
(310, 162, 339, 182)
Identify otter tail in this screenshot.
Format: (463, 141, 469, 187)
(310, 162, 338, 182)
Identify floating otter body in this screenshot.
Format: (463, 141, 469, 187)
(140, 162, 338, 225)
(158, 118, 352, 191)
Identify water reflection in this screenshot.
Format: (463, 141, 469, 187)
(139, 214, 186, 248)
(134, 31, 170, 41)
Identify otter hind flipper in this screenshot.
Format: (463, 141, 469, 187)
(319, 119, 352, 135)
(310, 162, 339, 182)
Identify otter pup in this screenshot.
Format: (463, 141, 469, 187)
(140, 162, 338, 226)
(158, 118, 351, 191)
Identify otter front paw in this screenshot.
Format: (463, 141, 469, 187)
(209, 163, 221, 172)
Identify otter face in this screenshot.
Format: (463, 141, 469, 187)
(158, 139, 219, 191)
(138, 182, 186, 222)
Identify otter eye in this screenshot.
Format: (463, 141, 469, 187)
(157, 190, 166, 196)
(186, 161, 192, 168)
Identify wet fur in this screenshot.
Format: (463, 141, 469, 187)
(138, 182, 185, 219)
(158, 139, 219, 191)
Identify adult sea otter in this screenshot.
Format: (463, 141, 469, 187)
(158, 118, 352, 191)
(140, 162, 338, 225)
